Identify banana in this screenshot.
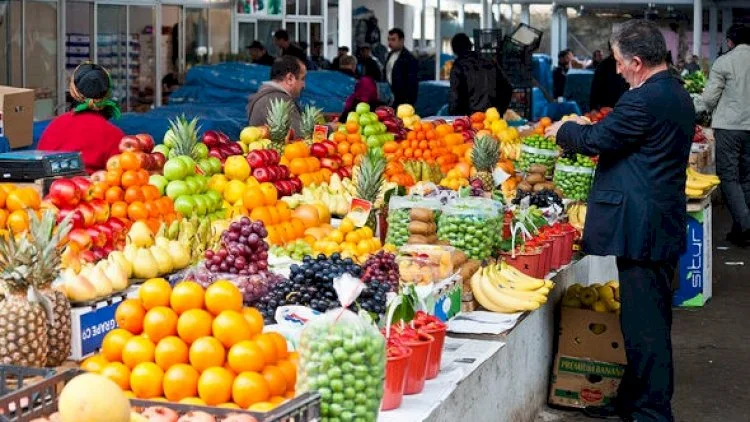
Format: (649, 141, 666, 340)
(686, 179, 712, 191)
(687, 168, 720, 185)
(686, 187, 704, 197)
(471, 271, 522, 313)
(478, 271, 541, 312)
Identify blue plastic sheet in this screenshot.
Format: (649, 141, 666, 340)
(563, 69, 594, 113)
(532, 54, 553, 96)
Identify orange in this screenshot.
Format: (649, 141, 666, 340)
(139, 278, 172, 310)
(258, 182, 277, 206)
(130, 362, 164, 399)
(333, 131, 347, 143)
(248, 402, 276, 412)
(121, 170, 140, 188)
(204, 280, 243, 315)
(110, 201, 128, 219)
(276, 360, 297, 388)
(197, 367, 234, 405)
(105, 186, 125, 203)
(0, 209, 7, 229)
(212, 310, 253, 348)
(253, 334, 278, 364)
(345, 121, 359, 134)
(7, 210, 29, 234)
(265, 225, 281, 245)
(346, 133, 361, 144)
(163, 364, 200, 402)
(177, 309, 213, 344)
(267, 207, 280, 225)
(170, 281, 205, 314)
(124, 186, 145, 203)
(144, 202, 160, 219)
(350, 142, 365, 156)
(101, 328, 134, 362)
(179, 397, 206, 405)
(242, 186, 264, 211)
(154, 336, 189, 371)
(540, 116, 552, 127)
(276, 202, 291, 221)
(250, 207, 272, 226)
(121, 336, 156, 369)
(127, 201, 149, 221)
(287, 351, 299, 366)
(289, 158, 309, 176)
(115, 299, 146, 334)
(5, 188, 40, 212)
(100, 362, 131, 390)
(80, 354, 109, 373)
(136, 169, 150, 186)
(189, 336, 226, 372)
(142, 184, 161, 201)
(337, 141, 350, 155)
(265, 332, 289, 360)
(227, 340, 266, 373)
(120, 151, 140, 171)
(261, 365, 287, 396)
(218, 403, 240, 409)
(143, 306, 178, 343)
(105, 169, 123, 186)
(0, 188, 5, 208)
(285, 390, 296, 399)
(232, 371, 270, 408)
(269, 396, 286, 405)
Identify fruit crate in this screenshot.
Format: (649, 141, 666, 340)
(0, 366, 57, 399)
(473, 29, 503, 61)
(0, 369, 321, 422)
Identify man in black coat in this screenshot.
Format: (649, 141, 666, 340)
(590, 44, 630, 110)
(384, 28, 419, 108)
(248, 41, 276, 66)
(448, 33, 512, 116)
(273, 29, 307, 63)
(546, 20, 695, 422)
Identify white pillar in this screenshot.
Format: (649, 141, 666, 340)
(721, 8, 733, 52)
(421, 0, 426, 48)
(560, 7, 568, 50)
(481, 0, 489, 29)
(404, 6, 415, 51)
(435, 0, 442, 81)
(521, 4, 530, 25)
(693, 0, 702, 57)
(387, 0, 394, 32)
(551, 7, 560, 66)
(708, 6, 718, 61)
(458, 2, 465, 30)
(338, 0, 352, 50)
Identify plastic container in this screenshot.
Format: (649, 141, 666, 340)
(561, 224, 577, 265)
(502, 247, 544, 278)
(423, 325, 447, 380)
(518, 144, 559, 175)
(437, 198, 504, 260)
(549, 232, 567, 270)
(403, 332, 435, 395)
(539, 241, 552, 277)
(385, 196, 443, 247)
(381, 347, 412, 411)
(553, 164, 595, 201)
(0, 366, 56, 399)
(397, 244, 457, 285)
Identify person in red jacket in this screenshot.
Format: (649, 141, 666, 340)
(340, 55, 383, 121)
(39, 63, 123, 174)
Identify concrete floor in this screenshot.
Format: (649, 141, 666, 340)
(535, 202, 750, 422)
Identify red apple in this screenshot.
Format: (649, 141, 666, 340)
(106, 217, 127, 233)
(320, 157, 340, 170)
(89, 199, 110, 224)
(47, 179, 81, 208)
(68, 228, 92, 250)
(58, 208, 85, 230)
(253, 167, 271, 183)
(70, 177, 93, 201)
(86, 227, 106, 248)
(96, 224, 114, 246)
(278, 165, 290, 180)
(76, 203, 96, 227)
(209, 149, 224, 161)
(266, 149, 280, 165)
(289, 177, 302, 192)
(218, 132, 231, 144)
(322, 140, 337, 156)
(80, 250, 97, 263)
(247, 151, 265, 168)
(151, 152, 166, 169)
(118, 135, 141, 152)
(310, 143, 328, 159)
(91, 247, 106, 261)
(228, 142, 244, 155)
(135, 134, 155, 153)
(202, 130, 221, 147)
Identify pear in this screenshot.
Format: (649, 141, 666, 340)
(108, 251, 133, 278)
(330, 173, 342, 192)
(104, 261, 129, 291)
(167, 240, 191, 269)
(123, 244, 138, 264)
(150, 245, 174, 275)
(86, 265, 113, 298)
(127, 221, 154, 248)
(155, 236, 171, 250)
(63, 269, 98, 302)
(132, 249, 159, 279)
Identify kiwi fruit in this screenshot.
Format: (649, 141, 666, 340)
(518, 181, 533, 192)
(526, 173, 545, 185)
(528, 164, 548, 175)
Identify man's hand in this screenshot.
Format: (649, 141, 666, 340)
(545, 120, 566, 138)
(545, 116, 591, 137)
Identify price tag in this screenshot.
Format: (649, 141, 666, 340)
(346, 198, 372, 227)
(493, 168, 511, 186)
(79, 301, 120, 356)
(313, 124, 329, 143)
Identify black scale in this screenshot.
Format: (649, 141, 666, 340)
(0, 151, 85, 181)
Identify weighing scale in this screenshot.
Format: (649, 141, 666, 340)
(0, 150, 85, 181)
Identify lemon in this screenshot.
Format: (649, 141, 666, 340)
(486, 107, 501, 122)
(223, 180, 246, 204)
(345, 231, 361, 244)
(339, 217, 355, 234)
(208, 174, 229, 193)
(491, 119, 509, 134)
(224, 156, 251, 180)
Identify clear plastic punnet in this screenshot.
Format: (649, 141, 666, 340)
(553, 163, 595, 201)
(436, 197, 504, 260)
(518, 144, 559, 175)
(385, 195, 443, 247)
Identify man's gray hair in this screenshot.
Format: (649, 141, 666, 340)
(610, 20, 667, 67)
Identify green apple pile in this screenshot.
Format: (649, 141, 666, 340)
(149, 156, 225, 219)
(345, 103, 395, 150)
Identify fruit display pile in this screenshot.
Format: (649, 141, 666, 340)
(562, 281, 621, 314)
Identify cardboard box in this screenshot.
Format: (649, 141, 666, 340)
(0, 86, 34, 149)
(432, 276, 462, 322)
(69, 287, 139, 361)
(558, 307, 626, 364)
(548, 355, 626, 408)
(674, 200, 713, 307)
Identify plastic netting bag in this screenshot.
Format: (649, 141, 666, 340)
(385, 195, 444, 247)
(518, 144, 559, 175)
(437, 197, 504, 260)
(180, 262, 284, 304)
(553, 164, 595, 201)
(297, 274, 386, 421)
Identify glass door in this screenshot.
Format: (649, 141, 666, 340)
(25, 0, 59, 119)
(209, 6, 231, 63)
(258, 20, 281, 57)
(185, 7, 209, 68)
(97, 4, 128, 110)
(238, 21, 257, 59)
(65, 1, 95, 110)
(0, 0, 22, 87)
(129, 5, 155, 112)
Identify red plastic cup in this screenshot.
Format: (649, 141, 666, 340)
(403, 332, 434, 395)
(423, 326, 446, 380)
(540, 241, 552, 276)
(503, 247, 543, 278)
(549, 233, 566, 270)
(381, 347, 413, 410)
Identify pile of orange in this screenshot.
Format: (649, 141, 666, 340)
(331, 121, 367, 169)
(82, 278, 297, 412)
(93, 151, 180, 232)
(238, 181, 307, 246)
(281, 142, 332, 186)
(531, 117, 553, 135)
(0, 184, 43, 235)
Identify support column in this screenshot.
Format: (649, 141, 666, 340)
(338, 0, 352, 50)
(709, 5, 717, 61)
(481, 0, 489, 29)
(693, 0, 702, 57)
(387, 0, 394, 32)
(721, 8, 733, 52)
(560, 7, 568, 50)
(435, 0, 441, 81)
(551, 6, 560, 66)
(421, 0, 426, 48)
(521, 4, 530, 25)
(458, 1, 465, 30)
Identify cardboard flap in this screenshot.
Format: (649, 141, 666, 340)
(0, 86, 35, 148)
(558, 307, 626, 364)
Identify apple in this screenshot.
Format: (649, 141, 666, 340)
(356, 102, 371, 114)
(96, 224, 114, 246)
(174, 195, 197, 216)
(192, 143, 209, 159)
(185, 176, 201, 195)
(119, 135, 141, 152)
(253, 168, 271, 183)
(91, 247, 107, 261)
(273, 181, 288, 197)
(207, 157, 223, 175)
(166, 180, 190, 199)
(138, 152, 154, 170)
(209, 149, 225, 161)
(346, 112, 359, 123)
(135, 134, 155, 153)
(310, 143, 328, 159)
(68, 228, 93, 249)
(90, 170, 107, 183)
(193, 195, 208, 216)
(320, 157, 340, 170)
(321, 140, 337, 155)
(202, 130, 221, 148)
(47, 179, 81, 208)
(363, 124, 378, 137)
(149, 175, 168, 195)
(86, 226, 106, 248)
(205, 190, 223, 209)
(89, 199, 110, 224)
(177, 156, 196, 175)
(289, 177, 302, 192)
(151, 152, 166, 169)
(80, 250, 97, 263)
(76, 203, 96, 227)
(359, 114, 372, 127)
(58, 208, 85, 230)
(278, 165, 290, 180)
(247, 151, 265, 168)
(152, 144, 170, 157)
(106, 217, 127, 234)
(70, 177, 93, 201)
(163, 159, 189, 181)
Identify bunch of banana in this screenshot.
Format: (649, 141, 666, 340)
(158, 217, 221, 264)
(686, 168, 720, 198)
(567, 203, 588, 231)
(500, 142, 521, 161)
(470, 261, 555, 313)
(561, 281, 620, 314)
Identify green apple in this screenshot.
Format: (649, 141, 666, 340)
(207, 157, 223, 175)
(377, 122, 387, 134)
(166, 180, 190, 199)
(163, 159, 189, 181)
(149, 175, 169, 195)
(192, 143, 209, 159)
(185, 176, 201, 194)
(359, 114, 371, 127)
(193, 195, 208, 216)
(152, 144, 170, 157)
(363, 124, 378, 137)
(178, 156, 196, 175)
(205, 190, 223, 209)
(366, 135, 380, 149)
(356, 102, 371, 114)
(197, 158, 212, 175)
(174, 195, 197, 216)
(347, 112, 359, 123)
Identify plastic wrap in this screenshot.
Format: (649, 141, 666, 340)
(553, 163, 595, 201)
(385, 196, 443, 247)
(518, 144, 559, 175)
(437, 198, 503, 260)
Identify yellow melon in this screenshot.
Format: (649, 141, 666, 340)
(58, 373, 131, 422)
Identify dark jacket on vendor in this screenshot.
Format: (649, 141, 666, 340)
(556, 71, 694, 261)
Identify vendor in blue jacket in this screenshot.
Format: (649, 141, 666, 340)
(546, 20, 694, 422)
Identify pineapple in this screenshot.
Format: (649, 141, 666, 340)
(266, 98, 292, 153)
(354, 149, 386, 232)
(300, 105, 324, 143)
(29, 211, 73, 367)
(471, 135, 501, 191)
(166, 115, 200, 159)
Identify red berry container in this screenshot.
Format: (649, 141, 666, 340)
(403, 332, 434, 395)
(381, 347, 412, 410)
(503, 247, 544, 278)
(423, 325, 447, 380)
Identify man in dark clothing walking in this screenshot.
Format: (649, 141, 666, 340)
(358, 46, 382, 81)
(546, 20, 695, 422)
(384, 28, 419, 108)
(248, 41, 276, 66)
(309, 41, 331, 70)
(553, 49, 572, 98)
(448, 33, 512, 116)
(331, 46, 349, 70)
(589, 44, 629, 110)
(273, 29, 307, 63)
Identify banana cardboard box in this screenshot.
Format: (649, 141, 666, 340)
(548, 307, 626, 409)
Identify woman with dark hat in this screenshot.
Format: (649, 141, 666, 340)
(38, 62, 124, 174)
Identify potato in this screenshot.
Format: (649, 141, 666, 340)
(459, 260, 481, 282)
(518, 181, 533, 192)
(407, 234, 430, 244)
(409, 208, 434, 222)
(408, 221, 434, 235)
(425, 234, 438, 244)
(529, 164, 548, 175)
(526, 173, 545, 185)
(452, 250, 468, 268)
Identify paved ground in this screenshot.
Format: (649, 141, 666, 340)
(536, 201, 750, 422)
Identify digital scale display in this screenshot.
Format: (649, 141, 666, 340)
(0, 150, 85, 181)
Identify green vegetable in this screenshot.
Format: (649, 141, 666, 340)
(518, 135, 559, 175)
(554, 154, 595, 201)
(684, 71, 707, 94)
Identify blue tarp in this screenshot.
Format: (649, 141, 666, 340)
(563, 69, 594, 113)
(532, 54, 553, 96)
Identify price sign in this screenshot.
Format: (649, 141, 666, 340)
(79, 301, 120, 356)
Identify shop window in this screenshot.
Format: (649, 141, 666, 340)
(25, 0, 59, 119)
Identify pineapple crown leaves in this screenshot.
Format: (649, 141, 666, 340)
(167, 115, 201, 158)
(472, 134, 501, 172)
(266, 98, 293, 147)
(300, 105, 324, 140)
(355, 148, 386, 204)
